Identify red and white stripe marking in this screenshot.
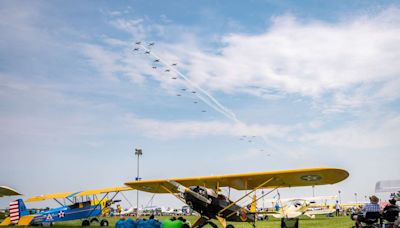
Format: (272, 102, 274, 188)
(9, 200, 20, 223)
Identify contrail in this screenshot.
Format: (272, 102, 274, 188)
(134, 42, 274, 154)
(138, 44, 240, 123)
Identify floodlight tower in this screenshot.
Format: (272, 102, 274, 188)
(135, 148, 143, 217)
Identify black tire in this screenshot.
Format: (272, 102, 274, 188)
(100, 219, 109, 227)
(90, 218, 99, 224)
(82, 220, 90, 226)
(281, 218, 287, 228)
(198, 221, 217, 228)
(181, 224, 190, 228)
(226, 225, 235, 228)
(207, 222, 218, 228)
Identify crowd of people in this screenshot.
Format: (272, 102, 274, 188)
(115, 215, 190, 228)
(350, 195, 399, 227)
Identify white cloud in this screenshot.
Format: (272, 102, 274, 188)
(181, 9, 400, 99)
(122, 114, 293, 140)
(300, 114, 400, 149)
(88, 8, 400, 114)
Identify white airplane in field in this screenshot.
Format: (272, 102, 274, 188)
(264, 195, 337, 219)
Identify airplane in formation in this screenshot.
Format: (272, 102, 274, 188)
(125, 167, 349, 228)
(0, 187, 131, 227)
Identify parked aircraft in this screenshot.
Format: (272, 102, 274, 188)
(0, 187, 131, 226)
(125, 167, 349, 228)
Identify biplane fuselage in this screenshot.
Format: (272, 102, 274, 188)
(31, 199, 106, 224)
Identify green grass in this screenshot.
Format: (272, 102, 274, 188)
(2, 215, 355, 227)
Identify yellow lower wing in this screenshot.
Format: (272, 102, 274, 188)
(18, 216, 35, 226)
(0, 217, 11, 226)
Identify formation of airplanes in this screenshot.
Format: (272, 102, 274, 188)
(131, 41, 271, 155)
(1, 167, 349, 227)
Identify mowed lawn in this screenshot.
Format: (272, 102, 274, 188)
(1, 215, 355, 227)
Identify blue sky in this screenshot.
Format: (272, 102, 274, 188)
(1, 0, 400, 209)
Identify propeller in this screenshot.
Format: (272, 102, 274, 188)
(167, 180, 211, 204)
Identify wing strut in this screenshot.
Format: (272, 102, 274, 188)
(160, 185, 187, 205)
(218, 177, 275, 214)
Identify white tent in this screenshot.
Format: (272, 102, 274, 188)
(375, 180, 400, 193)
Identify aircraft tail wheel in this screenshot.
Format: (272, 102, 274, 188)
(100, 219, 109, 227)
(226, 225, 235, 228)
(82, 220, 90, 226)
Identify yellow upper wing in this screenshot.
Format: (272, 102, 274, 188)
(73, 187, 132, 197)
(26, 187, 132, 202)
(26, 192, 74, 202)
(0, 186, 21, 197)
(125, 167, 349, 193)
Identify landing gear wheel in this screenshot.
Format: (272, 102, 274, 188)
(206, 221, 218, 228)
(82, 220, 90, 226)
(90, 218, 99, 224)
(198, 221, 217, 228)
(100, 220, 109, 227)
(226, 225, 235, 228)
(181, 224, 190, 228)
(280, 218, 299, 228)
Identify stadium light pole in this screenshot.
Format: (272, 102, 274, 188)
(135, 148, 143, 218)
(338, 190, 342, 204)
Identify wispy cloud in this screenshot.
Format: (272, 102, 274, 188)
(85, 7, 400, 115)
(300, 114, 400, 150)
(122, 114, 293, 140)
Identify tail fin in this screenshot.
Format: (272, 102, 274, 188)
(250, 194, 257, 213)
(9, 199, 28, 224)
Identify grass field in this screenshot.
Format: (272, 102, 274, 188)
(1, 215, 356, 227)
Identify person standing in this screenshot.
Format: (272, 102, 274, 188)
(335, 200, 341, 216)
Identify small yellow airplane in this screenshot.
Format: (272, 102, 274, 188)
(125, 167, 349, 228)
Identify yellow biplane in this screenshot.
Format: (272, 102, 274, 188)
(125, 167, 349, 228)
(0, 187, 131, 227)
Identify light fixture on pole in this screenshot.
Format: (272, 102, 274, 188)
(338, 190, 342, 204)
(135, 148, 143, 217)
